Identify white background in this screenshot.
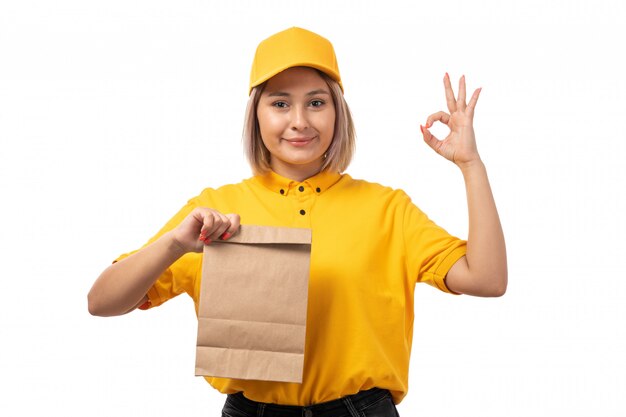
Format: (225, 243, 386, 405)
(1, 1, 625, 416)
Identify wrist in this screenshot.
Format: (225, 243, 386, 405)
(163, 231, 189, 259)
(457, 157, 485, 174)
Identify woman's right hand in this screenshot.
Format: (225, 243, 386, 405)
(88, 207, 239, 317)
(171, 207, 240, 253)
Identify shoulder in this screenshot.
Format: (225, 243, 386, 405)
(190, 177, 256, 206)
(338, 173, 411, 203)
(332, 174, 417, 222)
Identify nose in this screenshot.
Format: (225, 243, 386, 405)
(290, 105, 309, 131)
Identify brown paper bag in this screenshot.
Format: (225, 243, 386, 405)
(195, 225, 312, 383)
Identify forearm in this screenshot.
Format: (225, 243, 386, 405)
(88, 231, 186, 316)
(457, 159, 507, 295)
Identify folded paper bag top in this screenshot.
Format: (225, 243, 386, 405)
(195, 225, 312, 383)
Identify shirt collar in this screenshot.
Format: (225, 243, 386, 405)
(253, 169, 343, 196)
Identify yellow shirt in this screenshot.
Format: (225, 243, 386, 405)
(118, 169, 466, 405)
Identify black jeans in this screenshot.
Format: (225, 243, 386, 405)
(222, 387, 400, 417)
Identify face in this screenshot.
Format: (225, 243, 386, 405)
(256, 67, 336, 181)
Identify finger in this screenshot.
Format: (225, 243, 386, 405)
(208, 212, 231, 241)
(198, 211, 215, 243)
(443, 73, 457, 114)
(457, 75, 466, 111)
(466, 87, 481, 117)
(425, 111, 450, 128)
(222, 214, 241, 240)
(420, 125, 443, 154)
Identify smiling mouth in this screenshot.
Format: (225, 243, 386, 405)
(284, 137, 316, 146)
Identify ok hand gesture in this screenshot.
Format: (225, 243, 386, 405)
(420, 73, 482, 169)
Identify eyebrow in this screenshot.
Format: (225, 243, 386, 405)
(266, 89, 331, 97)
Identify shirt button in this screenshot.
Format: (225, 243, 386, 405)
(316, 187, 321, 193)
(299, 209, 306, 215)
(304, 410, 313, 417)
(298, 185, 305, 192)
(280, 189, 285, 195)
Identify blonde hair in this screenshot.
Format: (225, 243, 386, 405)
(242, 70, 356, 175)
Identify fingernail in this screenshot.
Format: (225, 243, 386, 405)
(420, 125, 424, 133)
(445, 72, 449, 78)
(220, 232, 232, 240)
(203, 237, 211, 245)
(198, 234, 206, 241)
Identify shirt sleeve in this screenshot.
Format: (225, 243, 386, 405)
(401, 191, 467, 293)
(113, 195, 204, 309)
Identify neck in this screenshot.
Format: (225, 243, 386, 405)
(270, 159, 324, 182)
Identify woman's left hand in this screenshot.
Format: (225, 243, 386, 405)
(420, 73, 482, 169)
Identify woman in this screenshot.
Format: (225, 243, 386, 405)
(88, 27, 507, 416)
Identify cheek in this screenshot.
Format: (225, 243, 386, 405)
(257, 110, 284, 138)
(319, 110, 336, 139)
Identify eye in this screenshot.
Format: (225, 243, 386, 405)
(310, 99, 325, 107)
(272, 101, 288, 108)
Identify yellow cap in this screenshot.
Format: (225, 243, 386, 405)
(249, 27, 343, 94)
